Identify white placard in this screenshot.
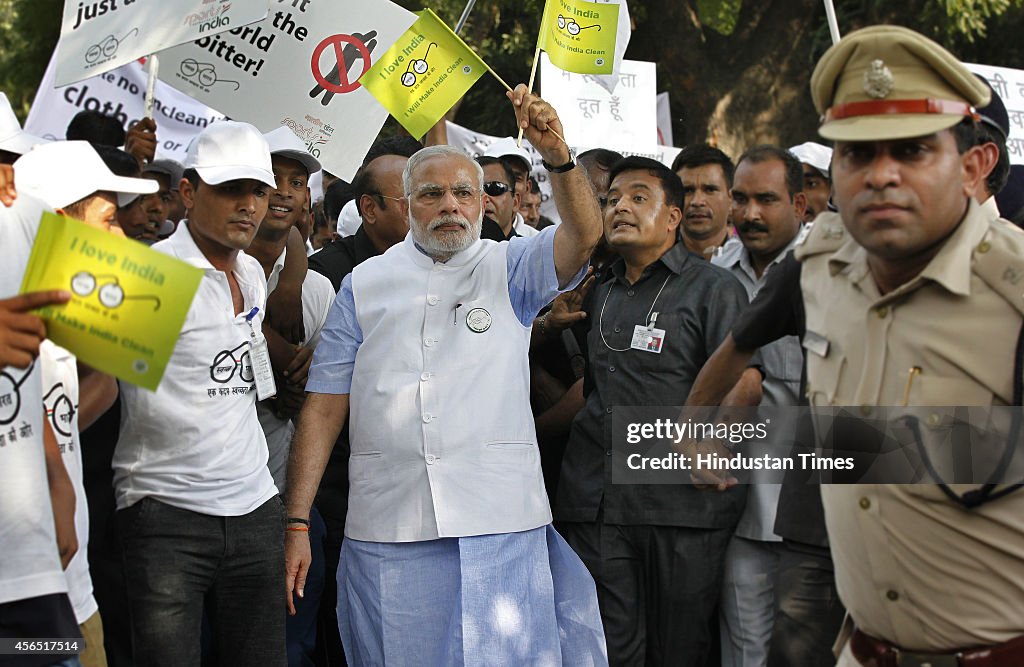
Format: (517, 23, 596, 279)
(25, 50, 225, 163)
(445, 120, 680, 225)
(657, 91, 673, 147)
(55, 0, 271, 87)
(539, 53, 657, 151)
(156, 0, 416, 181)
(967, 63, 1024, 165)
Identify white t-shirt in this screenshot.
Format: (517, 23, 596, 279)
(254, 249, 333, 494)
(40, 341, 97, 623)
(0, 193, 67, 605)
(114, 222, 278, 516)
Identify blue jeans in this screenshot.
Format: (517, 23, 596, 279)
(117, 496, 285, 667)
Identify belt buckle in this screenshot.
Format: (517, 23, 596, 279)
(894, 648, 961, 667)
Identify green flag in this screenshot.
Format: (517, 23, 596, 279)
(361, 9, 487, 139)
(539, 0, 620, 75)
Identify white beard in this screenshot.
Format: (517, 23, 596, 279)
(409, 211, 483, 259)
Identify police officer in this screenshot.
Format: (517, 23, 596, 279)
(800, 25, 1024, 665)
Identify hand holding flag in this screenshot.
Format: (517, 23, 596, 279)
(508, 85, 570, 164)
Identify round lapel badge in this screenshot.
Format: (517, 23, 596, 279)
(466, 307, 492, 333)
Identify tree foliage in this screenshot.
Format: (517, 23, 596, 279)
(0, 0, 60, 118)
(1, 0, 1023, 153)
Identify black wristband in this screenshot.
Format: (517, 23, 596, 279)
(286, 517, 310, 526)
(542, 157, 576, 173)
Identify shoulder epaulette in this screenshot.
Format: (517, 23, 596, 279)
(973, 217, 1024, 318)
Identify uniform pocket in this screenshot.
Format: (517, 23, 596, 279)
(803, 332, 845, 406)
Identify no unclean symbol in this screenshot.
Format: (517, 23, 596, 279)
(309, 31, 377, 105)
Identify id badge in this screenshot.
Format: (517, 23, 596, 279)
(249, 335, 277, 401)
(245, 307, 276, 400)
(630, 325, 666, 353)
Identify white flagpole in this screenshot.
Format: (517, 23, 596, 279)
(454, 0, 478, 34)
(144, 54, 159, 119)
(823, 0, 841, 44)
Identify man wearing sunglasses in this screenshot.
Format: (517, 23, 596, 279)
(476, 155, 521, 242)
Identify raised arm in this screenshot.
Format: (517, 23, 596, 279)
(508, 85, 602, 287)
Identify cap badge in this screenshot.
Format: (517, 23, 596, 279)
(863, 59, 894, 99)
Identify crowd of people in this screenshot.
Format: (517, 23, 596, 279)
(2, 22, 1024, 667)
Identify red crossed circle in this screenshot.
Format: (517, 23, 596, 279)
(311, 34, 372, 94)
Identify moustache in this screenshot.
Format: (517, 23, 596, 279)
(429, 214, 470, 231)
(738, 221, 770, 235)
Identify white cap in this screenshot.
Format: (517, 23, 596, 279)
(184, 120, 275, 189)
(483, 137, 532, 174)
(14, 141, 157, 209)
(0, 93, 46, 156)
(309, 170, 324, 204)
(337, 199, 361, 237)
(264, 126, 321, 175)
(788, 142, 833, 178)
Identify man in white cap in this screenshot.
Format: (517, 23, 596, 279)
(484, 136, 541, 237)
(16, 140, 163, 667)
(0, 173, 88, 665)
(14, 141, 157, 235)
(114, 120, 286, 666)
(0, 92, 45, 165)
(787, 141, 833, 222)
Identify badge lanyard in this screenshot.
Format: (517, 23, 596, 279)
(245, 307, 277, 401)
(599, 272, 672, 353)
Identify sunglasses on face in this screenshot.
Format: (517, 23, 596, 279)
(483, 181, 512, 197)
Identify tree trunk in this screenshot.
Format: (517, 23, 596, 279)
(629, 0, 826, 158)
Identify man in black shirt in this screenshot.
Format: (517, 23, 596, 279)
(309, 136, 422, 291)
(556, 156, 755, 666)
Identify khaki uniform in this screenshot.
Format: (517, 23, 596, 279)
(796, 202, 1024, 658)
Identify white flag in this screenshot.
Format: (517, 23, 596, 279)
(589, 0, 630, 94)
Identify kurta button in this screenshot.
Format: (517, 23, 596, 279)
(422, 414, 433, 423)
(424, 338, 433, 347)
(926, 413, 941, 427)
(859, 406, 873, 417)
(977, 240, 991, 254)
(426, 455, 436, 464)
(427, 296, 440, 305)
(859, 497, 871, 510)
(606, 407, 613, 414)
(609, 366, 616, 373)
(420, 372, 431, 381)
(886, 590, 899, 601)
(876, 306, 889, 318)
(627, 289, 635, 297)
(614, 326, 622, 333)
(605, 450, 612, 456)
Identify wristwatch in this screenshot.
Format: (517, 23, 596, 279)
(542, 151, 577, 173)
